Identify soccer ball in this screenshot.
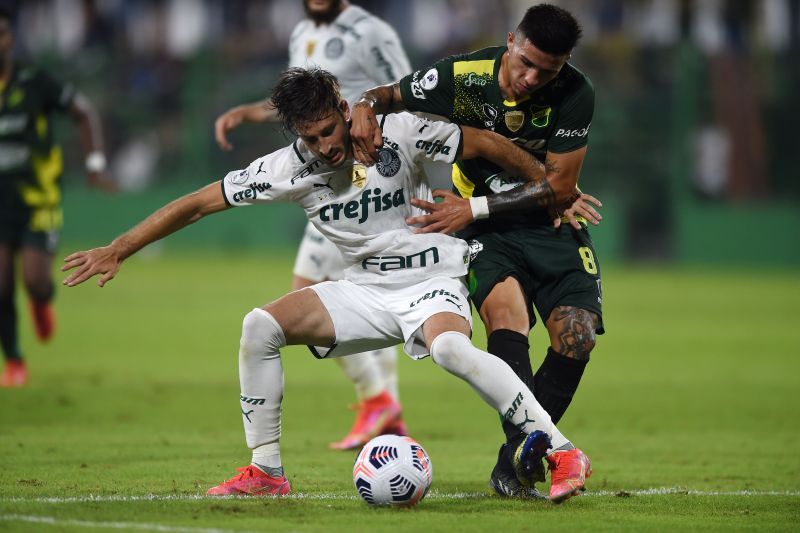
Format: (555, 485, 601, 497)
(352, 434, 433, 507)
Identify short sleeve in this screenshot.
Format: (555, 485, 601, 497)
(548, 79, 594, 153)
(398, 56, 456, 117)
(355, 19, 412, 84)
(387, 113, 461, 166)
(221, 147, 296, 207)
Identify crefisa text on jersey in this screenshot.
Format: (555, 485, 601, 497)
(319, 187, 405, 224)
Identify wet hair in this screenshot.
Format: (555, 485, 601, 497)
(516, 4, 582, 56)
(271, 67, 342, 135)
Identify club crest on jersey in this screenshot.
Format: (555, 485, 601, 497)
(349, 164, 368, 188)
(305, 40, 317, 57)
(325, 37, 344, 59)
(504, 110, 525, 132)
(376, 147, 401, 177)
(530, 106, 552, 128)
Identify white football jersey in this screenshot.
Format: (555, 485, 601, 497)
(288, 5, 412, 105)
(221, 113, 468, 285)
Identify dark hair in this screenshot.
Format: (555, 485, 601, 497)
(271, 67, 342, 135)
(0, 7, 13, 23)
(516, 4, 582, 56)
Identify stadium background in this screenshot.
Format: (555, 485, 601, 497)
(9, 0, 798, 265)
(1, 1, 799, 531)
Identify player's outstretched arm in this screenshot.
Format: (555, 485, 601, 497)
(69, 91, 116, 192)
(214, 98, 278, 151)
(351, 83, 405, 166)
(62, 182, 229, 287)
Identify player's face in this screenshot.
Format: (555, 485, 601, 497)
(504, 31, 569, 100)
(296, 101, 352, 168)
(303, 0, 343, 24)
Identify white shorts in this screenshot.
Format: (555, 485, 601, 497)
(292, 221, 347, 282)
(309, 276, 472, 360)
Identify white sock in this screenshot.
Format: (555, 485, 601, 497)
(336, 351, 385, 400)
(238, 308, 285, 468)
(372, 347, 399, 401)
(429, 331, 569, 450)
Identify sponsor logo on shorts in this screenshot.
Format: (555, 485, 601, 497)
(408, 286, 463, 309)
(415, 139, 452, 156)
(320, 187, 405, 224)
(554, 124, 590, 138)
(363, 246, 439, 272)
(232, 181, 272, 202)
(376, 146, 401, 177)
(467, 240, 483, 262)
(325, 37, 344, 59)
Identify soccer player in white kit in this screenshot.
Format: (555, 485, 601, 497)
(214, 0, 412, 450)
(63, 68, 591, 503)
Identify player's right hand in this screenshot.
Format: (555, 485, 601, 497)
(214, 110, 245, 151)
(350, 101, 383, 166)
(62, 246, 122, 288)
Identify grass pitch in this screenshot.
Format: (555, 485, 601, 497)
(1, 249, 798, 532)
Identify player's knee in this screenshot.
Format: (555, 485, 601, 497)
(240, 308, 286, 357)
(429, 331, 472, 373)
(24, 279, 54, 303)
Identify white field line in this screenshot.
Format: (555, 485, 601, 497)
(1, 487, 799, 504)
(0, 513, 247, 533)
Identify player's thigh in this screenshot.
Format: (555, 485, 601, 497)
(467, 233, 534, 334)
(523, 226, 604, 347)
(263, 287, 335, 346)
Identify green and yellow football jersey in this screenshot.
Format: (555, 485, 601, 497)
(0, 63, 75, 232)
(399, 46, 593, 231)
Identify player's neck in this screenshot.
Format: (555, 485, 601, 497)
(498, 51, 516, 102)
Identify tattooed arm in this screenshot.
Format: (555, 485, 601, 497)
(408, 146, 601, 233)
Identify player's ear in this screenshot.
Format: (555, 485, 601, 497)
(340, 99, 351, 121)
(507, 31, 515, 49)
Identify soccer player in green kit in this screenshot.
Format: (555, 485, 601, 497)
(0, 7, 112, 386)
(351, 4, 602, 498)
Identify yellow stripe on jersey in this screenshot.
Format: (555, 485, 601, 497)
(21, 146, 63, 208)
(503, 94, 531, 107)
(36, 114, 48, 139)
(451, 164, 475, 198)
(453, 60, 494, 77)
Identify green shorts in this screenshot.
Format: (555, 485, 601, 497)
(466, 225, 604, 333)
(0, 209, 60, 254)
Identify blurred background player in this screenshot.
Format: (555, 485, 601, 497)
(0, 7, 113, 387)
(213, 0, 412, 449)
(351, 3, 602, 496)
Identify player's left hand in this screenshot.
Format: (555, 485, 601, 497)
(554, 193, 602, 229)
(407, 189, 473, 234)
